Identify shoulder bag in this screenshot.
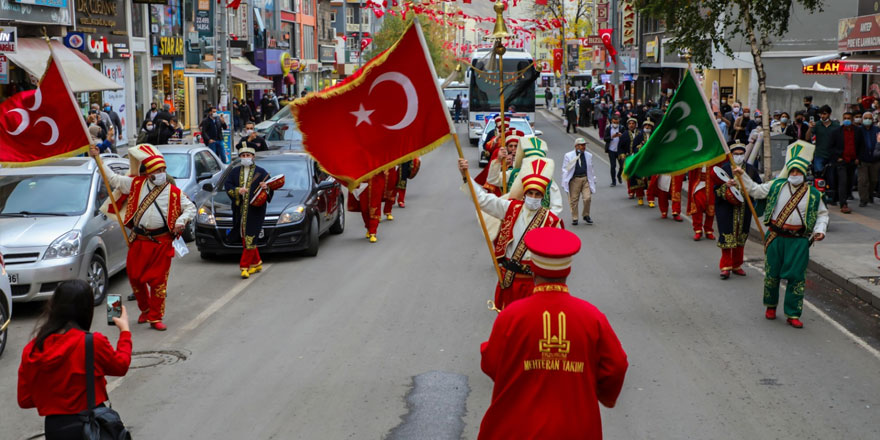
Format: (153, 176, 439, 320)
(79, 333, 132, 440)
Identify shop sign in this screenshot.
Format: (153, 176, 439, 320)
(14, 0, 66, 7)
(596, 0, 609, 24)
(839, 14, 880, 52)
(154, 36, 184, 57)
(720, 86, 734, 96)
(620, 0, 637, 47)
(0, 0, 72, 26)
(132, 0, 168, 4)
(0, 54, 8, 84)
(319, 45, 335, 63)
(102, 59, 127, 141)
(839, 60, 880, 74)
(150, 59, 163, 71)
(645, 36, 659, 62)
(0, 27, 16, 53)
(578, 36, 603, 47)
(74, 0, 129, 59)
(803, 61, 840, 75)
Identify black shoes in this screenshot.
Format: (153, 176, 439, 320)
(572, 220, 578, 225)
(583, 216, 593, 225)
(860, 202, 868, 207)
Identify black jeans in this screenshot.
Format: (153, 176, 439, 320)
(837, 160, 857, 205)
(608, 152, 624, 183)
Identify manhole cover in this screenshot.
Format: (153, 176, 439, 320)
(130, 350, 190, 369)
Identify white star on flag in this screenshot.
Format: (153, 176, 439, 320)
(351, 103, 375, 127)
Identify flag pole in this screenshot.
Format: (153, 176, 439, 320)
(726, 150, 765, 240)
(454, 133, 504, 286)
(91, 150, 131, 248)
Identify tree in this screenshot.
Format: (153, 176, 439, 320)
(367, 15, 456, 78)
(531, 0, 593, 93)
(636, 0, 825, 180)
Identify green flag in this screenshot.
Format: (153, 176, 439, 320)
(623, 68, 727, 178)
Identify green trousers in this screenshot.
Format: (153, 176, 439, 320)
(764, 236, 810, 318)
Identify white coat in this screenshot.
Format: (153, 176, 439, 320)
(561, 149, 597, 194)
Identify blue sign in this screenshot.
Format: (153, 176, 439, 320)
(14, 0, 67, 7)
(63, 32, 84, 51)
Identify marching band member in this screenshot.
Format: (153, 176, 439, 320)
(224, 145, 272, 278)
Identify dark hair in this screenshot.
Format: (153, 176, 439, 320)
(843, 111, 853, 117)
(820, 105, 832, 115)
(781, 112, 790, 118)
(32, 280, 94, 352)
(804, 96, 813, 102)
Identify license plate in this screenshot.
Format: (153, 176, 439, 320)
(7, 273, 18, 284)
(258, 229, 265, 239)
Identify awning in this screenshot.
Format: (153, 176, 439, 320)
(230, 65, 273, 90)
(231, 57, 260, 72)
(7, 39, 122, 92)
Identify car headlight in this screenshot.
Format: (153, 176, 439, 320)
(277, 205, 306, 225)
(43, 230, 81, 260)
(197, 204, 215, 225)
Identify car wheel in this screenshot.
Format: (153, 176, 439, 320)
(0, 300, 8, 357)
(183, 221, 196, 243)
(302, 215, 319, 257)
(87, 254, 108, 306)
(329, 197, 345, 235)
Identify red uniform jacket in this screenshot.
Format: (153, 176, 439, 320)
(18, 329, 132, 416)
(479, 284, 628, 440)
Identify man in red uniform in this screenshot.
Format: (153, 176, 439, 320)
(348, 169, 395, 243)
(648, 174, 684, 221)
(479, 227, 629, 439)
(687, 163, 723, 240)
(92, 144, 196, 331)
(459, 157, 563, 310)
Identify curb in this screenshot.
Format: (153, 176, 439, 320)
(541, 109, 880, 311)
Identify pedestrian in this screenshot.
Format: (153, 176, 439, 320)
(383, 167, 399, 221)
(544, 87, 552, 108)
(103, 102, 123, 150)
(603, 114, 624, 186)
(715, 143, 761, 279)
(723, 101, 743, 142)
(17, 280, 132, 440)
(626, 120, 653, 205)
(719, 96, 732, 115)
(243, 122, 269, 151)
(734, 141, 829, 328)
(261, 92, 278, 119)
(619, 118, 644, 201)
(561, 138, 596, 225)
(578, 94, 589, 126)
(830, 111, 862, 213)
(453, 94, 463, 123)
(90, 103, 111, 135)
(803, 95, 819, 121)
(238, 98, 254, 128)
(565, 97, 577, 133)
(90, 145, 196, 331)
(224, 145, 272, 278)
(232, 98, 243, 133)
(648, 173, 685, 221)
(458, 156, 564, 310)
(732, 106, 751, 144)
(477, 227, 628, 440)
(200, 107, 228, 163)
(90, 125, 112, 153)
(136, 119, 158, 145)
(792, 111, 810, 141)
(770, 110, 782, 133)
(716, 112, 728, 138)
(163, 94, 175, 113)
(144, 102, 159, 126)
(858, 112, 880, 206)
(168, 118, 184, 144)
(805, 105, 838, 202)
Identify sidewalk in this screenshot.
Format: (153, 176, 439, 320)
(541, 109, 880, 310)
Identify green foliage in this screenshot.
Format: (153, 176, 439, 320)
(367, 16, 456, 78)
(636, 0, 825, 67)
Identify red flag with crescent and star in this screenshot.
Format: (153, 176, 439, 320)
(292, 19, 453, 190)
(0, 45, 90, 167)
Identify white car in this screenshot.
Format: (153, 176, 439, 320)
(477, 117, 543, 167)
(1, 251, 11, 357)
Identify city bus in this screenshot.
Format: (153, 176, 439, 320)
(467, 48, 539, 145)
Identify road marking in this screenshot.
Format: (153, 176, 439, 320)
(537, 110, 880, 363)
(107, 264, 274, 393)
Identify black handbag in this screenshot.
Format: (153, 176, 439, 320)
(79, 333, 132, 440)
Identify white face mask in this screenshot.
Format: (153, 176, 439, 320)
(733, 154, 745, 165)
(150, 173, 166, 185)
(788, 175, 804, 186)
(241, 158, 254, 167)
(246, 129, 254, 135)
(524, 196, 543, 211)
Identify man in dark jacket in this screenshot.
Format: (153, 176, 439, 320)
(858, 112, 880, 206)
(565, 98, 578, 133)
(830, 111, 864, 213)
(200, 107, 228, 163)
(260, 93, 278, 119)
(603, 114, 625, 186)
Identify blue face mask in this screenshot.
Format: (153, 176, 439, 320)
(104, 107, 110, 111)
(843, 120, 852, 126)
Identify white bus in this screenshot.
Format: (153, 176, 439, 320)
(467, 49, 538, 144)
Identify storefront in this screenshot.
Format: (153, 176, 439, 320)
(319, 44, 335, 90)
(150, 0, 194, 129)
(838, 14, 880, 109)
(5, 39, 121, 95)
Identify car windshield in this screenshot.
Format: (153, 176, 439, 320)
(0, 174, 92, 216)
(485, 119, 533, 134)
(444, 89, 467, 100)
(267, 121, 303, 142)
(269, 105, 292, 122)
(163, 153, 190, 179)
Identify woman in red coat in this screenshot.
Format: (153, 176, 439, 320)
(18, 280, 132, 440)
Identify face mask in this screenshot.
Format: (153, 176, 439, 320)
(721, 100, 727, 104)
(788, 175, 804, 186)
(145, 125, 154, 131)
(804, 103, 811, 108)
(241, 158, 254, 166)
(246, 129, 254, 135)
(821, 116, 829, 122)
(864, 119, 874, 126)
(733, 106, 741, 112)
(150, 173, 166, 185)
(524, 196, 542, 211)
(855, 118, 862, 124)
(733, 154, 745, 165)
(644, 128, 652, 134)
(104, 106, 110, 111)
(843, 120, 852, 126)
(780, 118, 789, 124)
(796, 118, 804, 123)
(743, 113, 750, 118)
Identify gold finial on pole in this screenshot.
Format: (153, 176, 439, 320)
(490, 0, 510, 40)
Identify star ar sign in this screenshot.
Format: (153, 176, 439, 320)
(351, 72, 419, 130)
(5, 88, 60, 146)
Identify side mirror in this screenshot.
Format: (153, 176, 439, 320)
(534, 130, 544, 136)
(202, 183, 214, 192)
(196, 172, 213, 182)
(317, 180, 335, 191)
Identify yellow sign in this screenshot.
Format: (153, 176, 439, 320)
(280, 52, 291, 75)
(157, 37, 183, 56)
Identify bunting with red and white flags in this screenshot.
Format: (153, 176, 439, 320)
(0, 44, 91, 167)
(292, 19, 453, 190)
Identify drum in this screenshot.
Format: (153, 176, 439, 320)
(713, 166, 732, 183)
(266, 174, 285, 190)
(724, 185, 744, 206)
(250, 188, 269, 207)
(409, 157, 421, 179)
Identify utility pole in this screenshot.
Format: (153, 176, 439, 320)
(216, 3, 232, 148)
(358, 0, 364, 66)
(611, 0, 619, 101)
(560, 0, 566, 100)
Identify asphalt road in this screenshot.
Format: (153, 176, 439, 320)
(1, 113, 879, 439)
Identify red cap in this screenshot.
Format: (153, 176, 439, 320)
(525, 228, 581, 278)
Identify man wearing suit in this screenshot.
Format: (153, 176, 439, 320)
(618, 118, 645, 201)
(562, 138, 596, 225)
(603, 114, 624, 186)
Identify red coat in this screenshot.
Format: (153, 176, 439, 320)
(479, 284, 628, 440)
(18, 328, 132, 416)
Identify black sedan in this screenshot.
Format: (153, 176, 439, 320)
(193, 151, 344, 258)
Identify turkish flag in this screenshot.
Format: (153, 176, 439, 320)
(552, 48, 563, 74)
(293, 20, 452, 190)
(0, 47, 90, 167)
(226, 0, 242, 9)
(599, 28, 618, 65)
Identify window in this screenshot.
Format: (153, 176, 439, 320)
(346, 8, 354, 25)
(282, 0, 295, 11)
(131, 3, 145, 38)
(293, 24, 301, 58)
(304, 25, 315, 59)
(303, 0, 313, 16)
(330, 11, 336, 23)
(361, 9, 369, 25)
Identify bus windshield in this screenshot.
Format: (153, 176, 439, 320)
(469, 56, 538, 113)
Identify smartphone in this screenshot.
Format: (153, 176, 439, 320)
(810, 116, 815, 123)
(107, 294, 122, 325)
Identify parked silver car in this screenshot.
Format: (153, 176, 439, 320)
(0, 251, 11, 357)
(138, 145, 226, 241)
(0, 157, 130, 305)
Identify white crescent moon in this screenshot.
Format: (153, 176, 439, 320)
(670, 101, 691, 121)
(35, 117, 59, 145)
(369, 72, 418, 130)
(6, 109, 29, 135)
(686, 125, 704, 151)
(28, 88, 42, 111)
